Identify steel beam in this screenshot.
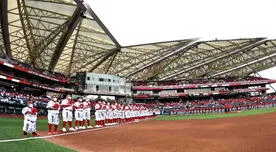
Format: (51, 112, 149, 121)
(155, 41, 244, 80)
(210, 45, 276, 77)
(33, 21, 68, 64)
(89, 48, 119, 72)
(84, 3, 121, 49)
(244, 60, 276, 76)
(17, 0, 37, 63)
(74, 51, 109, 72)
(160, 38, 267, 80)
(124, 39, 198, 78)
(48, 0, 86, 71)
(105, 51, 118, 74)
(0, 0, 12, 57)
(66, 20, 82, 75)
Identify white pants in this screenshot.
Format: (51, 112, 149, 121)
(48, 113, 59, 125)
(83, 109, 91, 120)
(23, 119, 36, 133)
(106, 111, 113, 119)
(62, 110, 73, 122)
(101, 111, 106, 120)
(120, 111, 125, 119)
(75, 110, 83, 121)
(113, 111, 118, 119)
(125, 111, 131, 118)
(95, 111, 101, 121)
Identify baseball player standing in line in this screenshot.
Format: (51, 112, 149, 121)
(73, 97, 84, 130)
(115, 103, 120, 124)
(105, 102, 112, 126)
(112, 102, 117, 125)
(22, 100, 39, 137)
(124, 104, 130, 122)
(119, 103, 125, 124)
(94, 101, 102, 128)
(83, 96, 93, 128)
(61, 94, 75, 132)
(46, 96, 60, 134)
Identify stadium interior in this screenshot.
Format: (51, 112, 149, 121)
(1, 0, 276, 116)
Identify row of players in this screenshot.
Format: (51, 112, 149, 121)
(22, 95, 155, 137)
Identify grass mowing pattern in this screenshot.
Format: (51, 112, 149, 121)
(154, 107, 276, 121)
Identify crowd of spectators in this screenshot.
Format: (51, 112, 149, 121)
(160, 95, 276, 115)
(0, 55, 70, 82)
(0, 67, 72, 92)
(133, 76, 271, 87)
(0, 88, 49, 115)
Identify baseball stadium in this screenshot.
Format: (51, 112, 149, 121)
(1, 0, 276, 152)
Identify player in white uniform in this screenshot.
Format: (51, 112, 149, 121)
(74, 97, 84, 130)
(119, 104, 125, 124)
(111, 103, 118, 125)
(125, 104, 130, 122)
(22, 100, 39, 137)
(115, 103, 120, 124)
(94, 101, 102, 128)
(61, 94, 75, 132)
(83, 96, 93, 128)
(105, 102, 111, 126)
(46, 96, 60, 134)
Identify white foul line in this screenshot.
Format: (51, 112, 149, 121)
(0, 119, 147, 143)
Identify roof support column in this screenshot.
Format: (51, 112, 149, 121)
(0, 0, 12, 57)
(48, 0, 86, 71)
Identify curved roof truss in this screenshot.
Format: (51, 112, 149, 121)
(0, 0, 275, 81)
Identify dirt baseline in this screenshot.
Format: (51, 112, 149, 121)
(46, 113, 276, 152)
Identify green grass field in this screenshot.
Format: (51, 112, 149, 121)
(154, 107, 276, 121)
(0, 117, 77, 152)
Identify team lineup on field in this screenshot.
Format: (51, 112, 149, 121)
(22, 94, 157, 137)
(1, 0, 276, 151)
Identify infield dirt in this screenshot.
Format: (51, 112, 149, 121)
(45, 112, 276, 152)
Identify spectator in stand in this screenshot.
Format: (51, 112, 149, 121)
(224, 103, 231, 113)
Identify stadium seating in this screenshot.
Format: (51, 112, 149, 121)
(0, 56, 70, 83)
(161, 96, 276, 115)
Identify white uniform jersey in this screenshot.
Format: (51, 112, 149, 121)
(95, 103, 101, 111)
(74, 101, 83, 111)
(111, 105, 117, 111)
(22, 107, 37, 122)
(125, 106, 130, 111)
(83, 101, 91, 111)
(61, 99, 73, 110)
(106, 105, 111, 112)
(46, 101, 60, 114)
